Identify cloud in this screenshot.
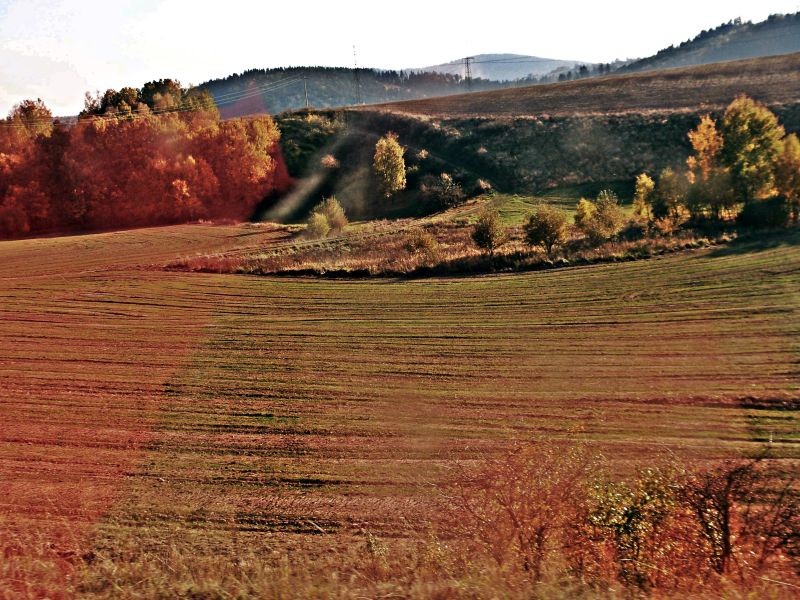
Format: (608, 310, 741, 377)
(0, 47, 89, 115)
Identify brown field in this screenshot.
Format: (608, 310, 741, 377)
(364, 52, 800, 117)
(0, 223, 798, 597)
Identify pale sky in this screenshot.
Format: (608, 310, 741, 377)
(1, 0, 799, 115)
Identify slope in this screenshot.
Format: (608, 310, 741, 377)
(623, 12, 800, 73)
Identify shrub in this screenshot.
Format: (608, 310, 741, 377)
(320, 154, 339, 169)
(312, 196, 348, 233)
(652, 167, 688, 221)
(736, 196, 790, 229)
(403, 229, 441, 264)
(523, 205, 568, 257)
(420, 173, 465, 209)
(575, 190, 626, 243)
(306, 211, 330, 239)
(471, 208, 505, 256)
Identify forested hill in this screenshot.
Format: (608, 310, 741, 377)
(622, 12, 800, 73)
(197, 67, 508, 119)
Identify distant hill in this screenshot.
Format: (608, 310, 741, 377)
(414, 53, 589, 81)
(622, 12, 800, 72)
(363, 53, 800, 118)
(198, 67, 509, 119)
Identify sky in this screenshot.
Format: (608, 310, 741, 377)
(1, 0, 799, 115)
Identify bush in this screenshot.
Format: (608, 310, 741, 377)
(523, 205, 569, 257)
(471, 208, 506, 256)
(403, 229, 441, 264)
(306, 211, 330, 239)
(312, 196, 348, 233)
(737, 197, 790, 228)
(419, 173, 465, 210)
(575, 190, 626, 243)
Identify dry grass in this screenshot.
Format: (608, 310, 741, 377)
(0, 222, 798, 597)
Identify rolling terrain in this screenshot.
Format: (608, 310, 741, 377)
(1, 223, 798, 596)
(366, 52, 800, 117)
(622, 12, 800, 73)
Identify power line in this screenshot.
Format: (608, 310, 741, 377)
(464, 57, 474, 90)
(0, 74, 306, 128)
(353, 45, 362, 105)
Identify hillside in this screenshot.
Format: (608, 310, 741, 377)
(623, 12, 800, 73)
(2, 222, 798, 596)
(415, 53, 588, 81)
(197, 67, 509, 119)
(364, 52, 800, 118)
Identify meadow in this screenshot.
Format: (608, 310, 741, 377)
(0, 222, 797, 597)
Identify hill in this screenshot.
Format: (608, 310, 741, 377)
(365, 52, 800, 118)
(197, 66, 509, 119)
(414, 53, 589, 81)
(623, 12, 800, 73)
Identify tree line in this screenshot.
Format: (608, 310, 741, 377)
(0, 85, 291, 239)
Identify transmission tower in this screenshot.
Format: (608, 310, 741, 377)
(464, 56, 474, 90)
(353, 45, 362, 105)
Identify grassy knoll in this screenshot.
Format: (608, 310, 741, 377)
(0, 225, 798, 596)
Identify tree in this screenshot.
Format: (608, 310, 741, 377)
(775, 133, 800, 222)
(312, 196, 348, 233)
(720, 96, 784, 202)
(632, 173, 655, 222)
(576, 190, 626, 242)
(472, 208, 505, 256)
(652, 167, 687, 221)
(686, 114, 724, 184)
(6, 99, 53, 145)
(524, 205, 568, 257)
(373, 132, 406, 198)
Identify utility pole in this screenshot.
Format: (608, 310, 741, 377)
(464, 56, 474, 91)
(303, 75, 309, 109)
(353, 45, 362, 105)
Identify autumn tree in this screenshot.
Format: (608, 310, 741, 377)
(775, 133, 800, 222)
(373, 132, 406, 198)
(472, 207, 505, 256)
(720, 96, 784, 202)
(7, 99, 53, 141)
(575, 190, 626, 242)
(632, 173, 655, 222)
(523, 205, 568, 257)
(685, 114, 735, 220)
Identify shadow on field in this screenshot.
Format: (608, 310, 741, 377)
(708, 227, 800, 258)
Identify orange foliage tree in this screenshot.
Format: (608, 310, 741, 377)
(0, 89, 291, 238)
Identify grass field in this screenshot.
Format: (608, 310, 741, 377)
(1, 224, 798, 597)
(366, 53, 800, 117)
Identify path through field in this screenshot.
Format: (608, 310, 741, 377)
(0, 225, 797, 597)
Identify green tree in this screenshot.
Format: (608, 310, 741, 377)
(632, 173, 655, 222)
(373, 132, 406, 198)
(720, 96, 784, 202)
(652, 167, 687, 221)
(775, 133, 800, 222)
(472, 208, 505, 256)
(524, 205, 569, 257)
